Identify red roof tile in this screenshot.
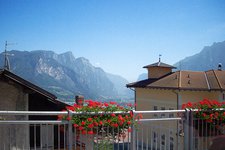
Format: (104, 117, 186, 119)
(127, 70, 225, 91)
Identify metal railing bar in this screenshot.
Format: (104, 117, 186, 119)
(167, 129, 169, 150)
(159, 123, 161, 150)
(131, 114, 135, 150)
(0, 120, 66, 124)
(133, 110, 185, 114)
(117, 126, 119, 150)
(155, 130, 157, 150)
(139, 117, 182, 122)
(52, 124, 54, 150)
(128, 127, 130, 150)
(91, 128, 94, 150)
(71, 111, 131, 115)
(40, 124, 42, 150)
(9, 125, 12, 150)
(73, 128, 75, 150)
(96, 126, 99, 150)
(135, 108, 225, 114)
(184, 110, 189, 150)
(141, 125, 143, 150)
(63, 124, 66, 150)
(122, 126, 124, 150)
(146, 124, 149, 150)
(34, 124, 37, 150)
(165, 131, 168, 150)
(47, 124, 49, 150)
(57, 124, 60, 150)
(0, 111, 67, 115)
(68, 110, 73, 150)
(15, 124, 17, 150)
(151, 128, 153, 150)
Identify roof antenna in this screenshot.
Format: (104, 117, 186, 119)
(159, 54, 162, 62)
(3, 41, 15, 71)
(4, 41, 9, 70)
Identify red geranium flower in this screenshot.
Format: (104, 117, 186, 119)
(59, 100, 138, 135)
(182, 99, 225, 129)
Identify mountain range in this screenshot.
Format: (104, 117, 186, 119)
(0, 50, 132, 102)
(174, 41, 225, 71)
(1, 40, 224, 102)
(137, 40, 225, 81)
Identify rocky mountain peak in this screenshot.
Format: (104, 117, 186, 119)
(58, 51, 75, 61)
(0, 50, 132, 102)
(175, 40, 225, 71)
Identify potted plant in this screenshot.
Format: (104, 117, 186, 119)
(58, 100, 142, 148)
(182, 99, 225, 136)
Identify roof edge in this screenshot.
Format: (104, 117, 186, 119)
(2, 69, 57, 100)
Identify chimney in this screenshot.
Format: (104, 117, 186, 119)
(75, 95, 84, 106)
(218, 63, 222, 71)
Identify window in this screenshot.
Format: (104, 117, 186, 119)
(153, 106, 158, 117)
(170, 137, 174, 150)
(169, 108, 174, 118)
(170, 143, 174, 150)
(161, 107, 165, 117)
(161, 134, 165, 145)
(153, 132, 157, 143)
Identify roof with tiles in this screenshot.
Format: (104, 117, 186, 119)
(0, 69, 69, 107)
(143, 61, 177, 69)
(127, 70, 225, 91)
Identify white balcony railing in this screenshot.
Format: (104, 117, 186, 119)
(0, 109, 224, 150)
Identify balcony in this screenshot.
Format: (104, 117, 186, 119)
(0, 109, 224, 150)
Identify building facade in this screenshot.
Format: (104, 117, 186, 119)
(0, 69, 68, 149)
(127, 60, 225, 111)
(127, 60, 225, 149)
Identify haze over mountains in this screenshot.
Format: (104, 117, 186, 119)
(174, 41, 225, 71)
(138, 41, 225, 81)
(1, 40, 224, 102)
(0, 50, 132, 102)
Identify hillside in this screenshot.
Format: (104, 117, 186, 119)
(0, 50, 132, 102)
(175, 41, 225, 71)
(137, 41, 225, 81)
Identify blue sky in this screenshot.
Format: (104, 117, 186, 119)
(1, 0, 225, 81)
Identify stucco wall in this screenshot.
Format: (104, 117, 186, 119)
(136, 88, 177, 111)
(147, 67, 172, 78)
(135, 88, 223, 111)
(135, 88, 180, 149)
(179, 90, 222, 104)
(0, 80, 29, 150)
(135, 88, 224, 149)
